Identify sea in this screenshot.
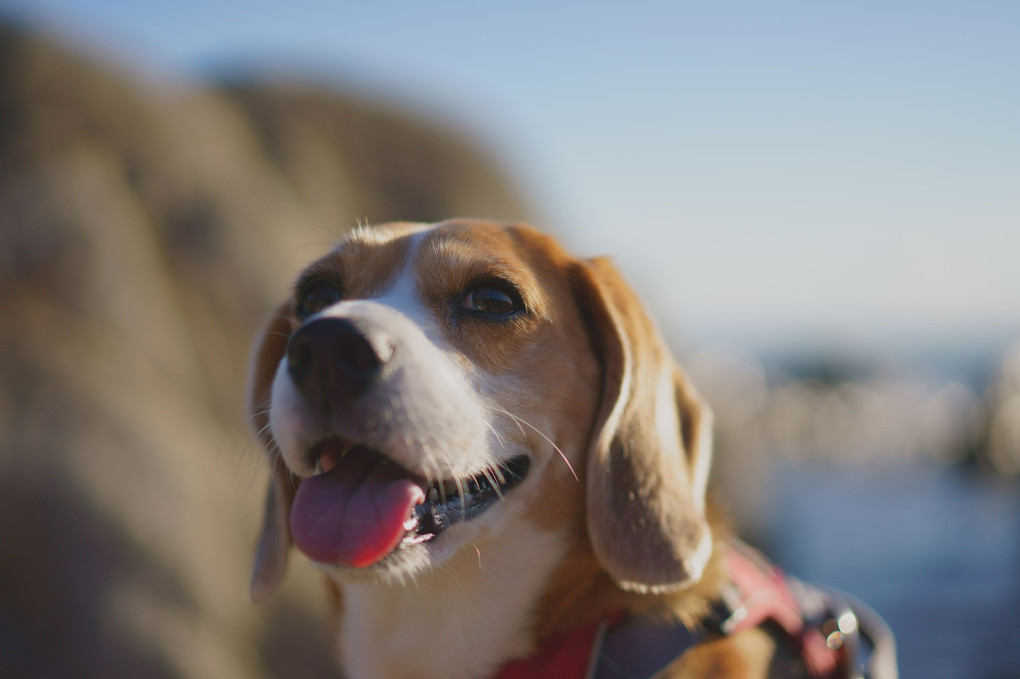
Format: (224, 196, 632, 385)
(770, 463, 1020, 679)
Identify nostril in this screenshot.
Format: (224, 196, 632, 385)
(286, 317, 385, 404)
(336, 329, 381, 378)
(287, 336, 313, 381)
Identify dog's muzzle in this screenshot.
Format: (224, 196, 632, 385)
(280, 316, 532, 569)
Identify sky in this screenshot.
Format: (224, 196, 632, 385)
(5, 0, 1019, 355)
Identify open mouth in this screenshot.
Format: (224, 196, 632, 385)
(289, 438, 530, 568)
(414, 454, 531, 537)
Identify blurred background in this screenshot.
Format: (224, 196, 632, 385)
(0, 1, 1017, 677)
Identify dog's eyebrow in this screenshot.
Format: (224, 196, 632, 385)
(420, 233, 531, 283)
(293, 262, 343, 297)
(459, 260, 528, 284)
(419, 241, 547, 316)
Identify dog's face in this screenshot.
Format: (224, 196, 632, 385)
(249, 220, 714, 598)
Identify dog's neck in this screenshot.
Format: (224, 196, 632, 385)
(337, 522, 571, 679)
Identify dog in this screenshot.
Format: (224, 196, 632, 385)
(247, 219, 894, 679)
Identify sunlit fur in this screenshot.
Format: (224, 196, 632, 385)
(249, 220, 780, 679)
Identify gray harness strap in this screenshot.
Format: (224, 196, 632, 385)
(587, 615, 700, 679)
(586, 579, 897, 679)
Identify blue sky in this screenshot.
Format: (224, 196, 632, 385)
(6, 0, 1019, 353)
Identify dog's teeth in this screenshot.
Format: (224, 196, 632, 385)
(428, 487, 439, 503)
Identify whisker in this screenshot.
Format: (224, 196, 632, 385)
(455, 477, 467, 522)
(482, 468, 503, 500)
(244, 447, 273, 497)
(235, 427, 267, 487)
(249, 404, 272, 417)
(237, 434, 282, 500)
(285, 236, 342, 259)
(216, 403, 280, 497)
(504, 411, 527, 437)
(484, 420, 506, 453)
(491, 407, 578, 482)
(436, 556, 462, 584)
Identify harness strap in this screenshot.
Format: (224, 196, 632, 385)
(717, 541, 841, 678)
(587, 612, 700, 678)
(494, 541, 893, 679)
(494, 619, 605, 679)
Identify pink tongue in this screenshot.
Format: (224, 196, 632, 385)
(290, 446, 425, 568)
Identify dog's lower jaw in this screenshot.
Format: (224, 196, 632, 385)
(337, 522, 571, 679)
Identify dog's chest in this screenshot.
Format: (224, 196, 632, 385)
(338, 525, 569, 679)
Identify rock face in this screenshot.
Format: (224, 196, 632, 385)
(0, 19, 532, 678)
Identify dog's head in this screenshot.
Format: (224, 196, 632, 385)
(248, 220, 713, 600)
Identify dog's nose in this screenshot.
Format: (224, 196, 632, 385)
(287, 318, 384, 405)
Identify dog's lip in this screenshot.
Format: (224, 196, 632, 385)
(302, 437, 531, 561)
(307, 437, 387, 477)
(302, 437, 393, 481)
(314, 445, 340, 475)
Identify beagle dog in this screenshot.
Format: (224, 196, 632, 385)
(247, 220, 884, 679)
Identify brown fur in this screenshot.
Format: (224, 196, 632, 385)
(294, 222, 421, 301)
(248, 219, 782, 677)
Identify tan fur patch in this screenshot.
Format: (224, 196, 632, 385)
(295, 222, 425, 302)
(534, 507, 730, 642)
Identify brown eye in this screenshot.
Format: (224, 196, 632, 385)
(296, 278, 342, 320)
(461, 284, 522, 317)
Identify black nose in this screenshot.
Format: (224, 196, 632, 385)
(286, 318, 384, 406)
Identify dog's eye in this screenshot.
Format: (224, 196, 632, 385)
(461, 284, 522, 317)
(296, 278, 342, 320)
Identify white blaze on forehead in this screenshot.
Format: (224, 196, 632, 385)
(372, 226, 435, 329)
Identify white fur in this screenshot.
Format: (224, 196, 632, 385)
(370, 227, 434, 330)
(267, 223, 583, 678)
(340, 523, 569, 679)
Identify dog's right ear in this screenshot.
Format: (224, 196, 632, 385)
(247, 301, 298, 602)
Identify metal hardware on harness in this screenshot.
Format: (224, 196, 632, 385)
(808, 585, 899, 679)
(586, 542, 897, 679)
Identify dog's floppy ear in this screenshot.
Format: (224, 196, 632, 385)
(572, 257, 713, 593)
(247, 302, 299, 602)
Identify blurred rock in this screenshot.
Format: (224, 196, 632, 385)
(0, 17, 531, 679)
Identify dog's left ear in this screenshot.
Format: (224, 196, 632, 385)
(572, 257, 714, 593)
(247, 302, 299, 602)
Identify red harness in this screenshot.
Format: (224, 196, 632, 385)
(494, 543, 848, 679)
(494, 619, 606, 679)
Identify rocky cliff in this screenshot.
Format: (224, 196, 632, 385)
(0, 18, 531, 678)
